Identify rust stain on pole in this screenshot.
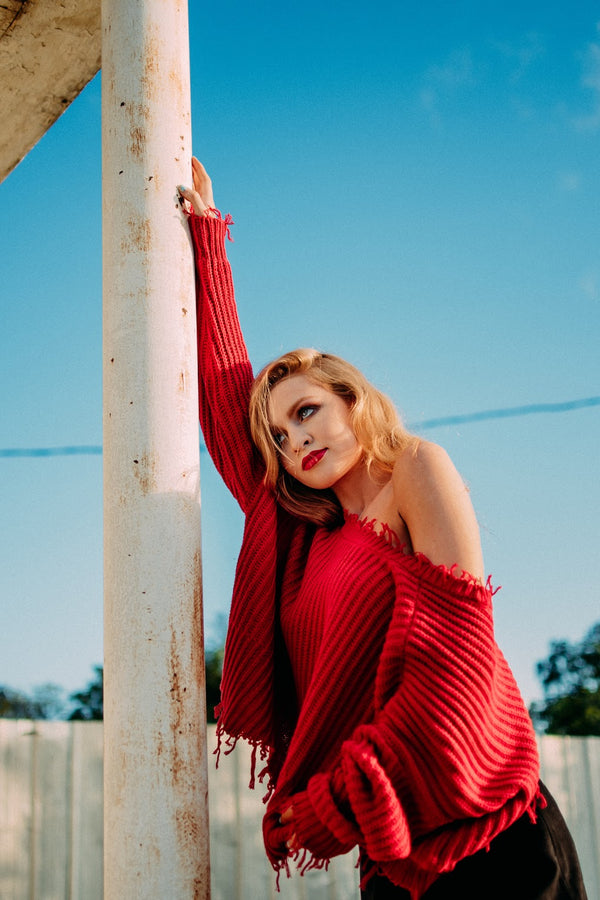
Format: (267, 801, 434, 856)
(129, 125, 146, 160)
(169, 626, 185, 784)
(103, 0, 209, 896)
(191, 549, 206, 698)
(132, 453, 157, 494)
(120, 216, 152, 254)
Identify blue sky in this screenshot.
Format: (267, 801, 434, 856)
(1, 0, 598, 707)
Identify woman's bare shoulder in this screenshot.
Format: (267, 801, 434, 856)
(392, 440, 484, 580)
(392, 439, 459, 489)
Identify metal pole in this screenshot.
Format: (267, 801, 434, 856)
(101, 0, 209, 897)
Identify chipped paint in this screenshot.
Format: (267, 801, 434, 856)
(121, 215, 152, 254)
(131, 452, 157, 494)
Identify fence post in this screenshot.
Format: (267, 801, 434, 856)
(101, 0, 209, 896)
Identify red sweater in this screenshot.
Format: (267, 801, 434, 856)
(189, 213, 540, 899)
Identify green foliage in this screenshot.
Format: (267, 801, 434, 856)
(0, 686, 43, 719)
(205, 645, 224, 724)
(68, 652, 224, 722)
(0, 682, 67, 719)
(1, 648, 224, 723)
(530, 622, 600, 736)
(32, 683, 69, 719)
(69, 665, 104, 721)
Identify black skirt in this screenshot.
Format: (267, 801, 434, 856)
(360, 782, 588, 900)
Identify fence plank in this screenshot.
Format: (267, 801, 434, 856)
(1, 722, 599, 899)
(584, 738, 600, 898)
(207, 735, 358, 900)
(0, 720, 36, 900)
(70, 721, 103, 900)
(33, 721, 71, 900)
(539, 735, 600, 900)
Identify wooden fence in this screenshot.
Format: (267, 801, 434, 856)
(1, 721, 598, 899)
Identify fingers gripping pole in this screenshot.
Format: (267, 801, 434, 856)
(102, 1, 210, 897)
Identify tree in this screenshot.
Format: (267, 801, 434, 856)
(1, 649, 224, 723)
(205, 645, 223, 724)
(0, 682, 67, 719)
(530, 621, 600, 736)
(31, 682, 69, 719)
(67, 651, 224, 722)
(0, 686, 41, 718)
(69, 665, 104, 720)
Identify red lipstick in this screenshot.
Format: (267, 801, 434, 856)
(302, 449, 327, 471)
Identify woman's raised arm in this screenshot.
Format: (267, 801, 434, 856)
(179, 160, 263, 512)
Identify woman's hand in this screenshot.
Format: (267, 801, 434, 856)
(178, 157, 216, 216)
(280, 805, 299, 852)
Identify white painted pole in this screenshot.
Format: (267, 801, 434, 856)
(101, 1, 210, 897)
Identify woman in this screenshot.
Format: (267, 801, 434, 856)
(178, 160, 587, 899)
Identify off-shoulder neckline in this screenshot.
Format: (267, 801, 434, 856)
(341, 510, 496, 602)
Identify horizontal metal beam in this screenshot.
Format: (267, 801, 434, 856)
(0, 0, 101, 183)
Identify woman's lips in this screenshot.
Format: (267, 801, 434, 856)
(302, 448, 327, 471)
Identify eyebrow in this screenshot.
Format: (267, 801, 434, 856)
(286, 396, 314, 420)
(270, 396, 316, 432)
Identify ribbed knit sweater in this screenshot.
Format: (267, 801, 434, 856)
(189, 213, 541, 899)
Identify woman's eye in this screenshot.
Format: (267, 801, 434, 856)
(298, 405, 316, 421)
(273, 433, 286, 447)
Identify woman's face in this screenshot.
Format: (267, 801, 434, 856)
(267, 373, 363, 490)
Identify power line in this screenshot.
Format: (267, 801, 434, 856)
(1, 395, 598, 458)
(415, 395, 600, 430)
(0, 445, 103, 458)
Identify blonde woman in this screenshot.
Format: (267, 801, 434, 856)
(178, 160, 586, 900)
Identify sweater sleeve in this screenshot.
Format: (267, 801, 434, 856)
(288, 559, 540, 889)
(188, 212, 262, 512)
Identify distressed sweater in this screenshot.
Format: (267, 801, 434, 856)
(189, 212, 540, 899)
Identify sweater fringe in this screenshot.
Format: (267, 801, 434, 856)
(343, 510, 497, 601)
(185, 206, 235, 241)
(270, 848, 331, 892)
(205, 208, 235, 241)
(215, 716, 275, 798)
(266, 788, 547, 896)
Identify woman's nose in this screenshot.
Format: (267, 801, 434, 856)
(290, 428, 311, 454)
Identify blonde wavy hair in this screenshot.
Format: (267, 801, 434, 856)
(249, 349, 416, 527)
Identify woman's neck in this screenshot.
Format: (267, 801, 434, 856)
(332, 460, 389, 518)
